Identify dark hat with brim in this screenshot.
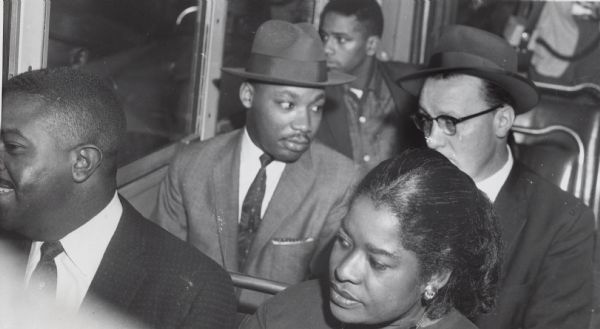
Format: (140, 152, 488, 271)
(222, 20, 354, 87)
(397, 25, 539, 114)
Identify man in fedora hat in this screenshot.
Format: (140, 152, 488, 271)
(398, 25, 594, 329)
(153, 20, 357, 307)
(316, 0, 424, 176)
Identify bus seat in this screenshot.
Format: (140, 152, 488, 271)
(511, 125, 583, 198)
(512, 92, 600, 225)
(230, 272, 288, 314)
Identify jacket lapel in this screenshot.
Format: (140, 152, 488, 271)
(211, 131, 242, 272)
(82, 200, 146, 312)
(494, 162, 530, 272)
(245, 147, 315, 263)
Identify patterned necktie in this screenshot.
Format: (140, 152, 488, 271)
(29, 241, 64, 296)
(238, 153, 273, 269)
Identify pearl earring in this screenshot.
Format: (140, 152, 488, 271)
(424, 285, 436, 300)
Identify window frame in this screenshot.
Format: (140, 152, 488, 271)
(4, 0, 227, 189)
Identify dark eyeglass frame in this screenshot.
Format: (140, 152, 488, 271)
(411, 104, 503, 136)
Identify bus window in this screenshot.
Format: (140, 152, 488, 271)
(423, 0, 600, 96)
(2, 0, 9, 83)
(217, 0, 319, 133)
(45, 0, 206, 167)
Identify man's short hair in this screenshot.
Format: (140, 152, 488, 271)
(3, 67, 126, 162)
(481, 79, 516, 110)
(321, 0, 384, 37)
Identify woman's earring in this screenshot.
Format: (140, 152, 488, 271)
(424, 285, 436, 300)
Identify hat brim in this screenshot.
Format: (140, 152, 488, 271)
(221, 67, 355, 88)
(397, 67, 539, 114)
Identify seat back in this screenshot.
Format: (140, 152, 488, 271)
(230, 272, 288, 314)
(512, 91, 600, 226)
(511, 125, 584, 198)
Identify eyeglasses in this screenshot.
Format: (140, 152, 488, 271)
(411, 104, 502, 136)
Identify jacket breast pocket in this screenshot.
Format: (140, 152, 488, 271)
(271, 237, 315, 245)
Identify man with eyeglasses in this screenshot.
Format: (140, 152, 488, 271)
(399, 25, 594, 329)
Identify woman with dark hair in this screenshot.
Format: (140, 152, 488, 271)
(240, 149, 502, 329)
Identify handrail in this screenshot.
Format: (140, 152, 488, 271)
(176, 6, 199, 26)
(534, 81, 600, 96)
(512, 125, 586, 201)
(229, 272, 289, 296)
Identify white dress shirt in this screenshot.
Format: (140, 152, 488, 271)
(238, 128, 286, 221)
(25, 192, 122, 312)
(476, 147, 514, 202)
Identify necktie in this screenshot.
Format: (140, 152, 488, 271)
(29, 241, 64, 296)
(238, 153, 272, 268)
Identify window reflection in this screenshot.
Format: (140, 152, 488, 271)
(454, 0, 600, 88)
(46, 0, 202, 166)
(217, 0, 317, 134)
(2, 0, 10, 82)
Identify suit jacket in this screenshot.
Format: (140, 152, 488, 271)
(81, 198, 237, 328)
(1, 198, 237, 329)
(316, 60, 424, 174)
(475, 162, 594, 329)
(153, 129, 356, 305)
(240, 279, 477, 329)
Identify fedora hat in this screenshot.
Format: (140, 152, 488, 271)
(222, 20, 354, 87)
(397, 25, 539, 114)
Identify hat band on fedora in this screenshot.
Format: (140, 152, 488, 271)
(246, 53, 327, 83)
(429, 51, 507, 71)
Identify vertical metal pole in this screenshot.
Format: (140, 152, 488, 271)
(194, 0, 228, 140)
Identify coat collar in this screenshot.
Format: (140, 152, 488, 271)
(210, 129, 318, 272)
(494, 161, 532, 273)
(244, 145, 315, 264)
(81, 198, 146, 312)
(212, 130, 242, 272)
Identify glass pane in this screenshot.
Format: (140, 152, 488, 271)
(450, 0, 600, 89)
(46, 0, 204, 166)
(2, 0, 10, 82)
(217, 0, 317, 133)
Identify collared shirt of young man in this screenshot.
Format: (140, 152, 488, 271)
(319, 60, 421, 175)
(342, 62, 398, 172)
(334, 61, 398, 172)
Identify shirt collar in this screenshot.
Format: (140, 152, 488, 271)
(343, 57, 381, 96)
(476, 147, 514, 202)
(241, 128, 264, 165)
(241, 128, 288, 166)
(57, 192, 123, 278)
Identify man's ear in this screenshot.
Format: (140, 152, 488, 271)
(494, 105, 515, 138)
(365, 36, 380, 57)
(239, 82, 255, 109)
(71, 145, 103, 183)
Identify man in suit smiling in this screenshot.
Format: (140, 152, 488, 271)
(0, 67, 236, 328)
(153, 20, 357, 308)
